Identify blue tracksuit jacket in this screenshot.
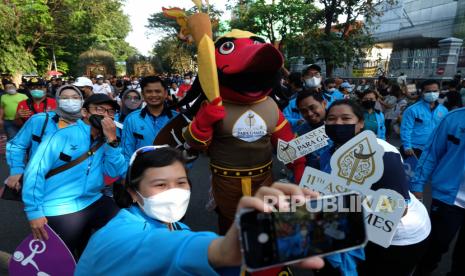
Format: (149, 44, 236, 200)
(75, 205, 240, 275)
(363, 110, 386, 140)
(283, 96, 303, 133)
(121, 106, 178, 161)
(400, 100, 448, 150)
(323, 89, 345, 107)
(410, 108, 465, 205)
(6, 112, 60, 175)
(22, 120, 127, 220)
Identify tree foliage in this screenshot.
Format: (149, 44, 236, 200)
(229, 0, 317, 50)
(305, 0, 396, 76)
(146, 5, 224, 73)
(228, 0, 396, 76)
(0, 0, 136, 77)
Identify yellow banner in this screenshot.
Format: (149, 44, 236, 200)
(352, 67, 377, 77)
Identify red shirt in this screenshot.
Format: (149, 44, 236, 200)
(16, 97, 57, 122)
(177, 84, 192, 98)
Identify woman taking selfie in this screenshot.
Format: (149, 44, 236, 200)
(75, 146, 323, 275)
(316, 99, 430, 276)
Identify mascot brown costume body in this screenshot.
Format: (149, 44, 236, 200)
(182, 29, 306, 234)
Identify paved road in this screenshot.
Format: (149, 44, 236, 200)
(0, 137, 454, 275)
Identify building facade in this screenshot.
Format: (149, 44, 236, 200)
(370, 0, 465, 79)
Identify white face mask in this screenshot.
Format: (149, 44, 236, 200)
(59, 99, 83, 113)
(6, 89, 17, 95)
(137, 188, 190, 223)
(328, 88, 336, 93)
(305, 77, 321, 88)
(184, 79, 191, 85)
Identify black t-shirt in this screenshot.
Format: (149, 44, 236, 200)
(371, 150, 410, 201)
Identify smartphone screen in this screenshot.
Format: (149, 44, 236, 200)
(239, 192, 366, 270)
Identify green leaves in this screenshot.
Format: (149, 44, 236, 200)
(227, 0, 396, 76)
(229, 0, 317, 45)
(0, 0, 134, 76)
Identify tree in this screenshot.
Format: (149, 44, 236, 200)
(229, 0, 317, 52)
(146, 5, 224, 73)
(151, 37, 196, 74)
(228, 0, 395, 77)
(0, 0, 136, 79)
(304, 0, 396, 76)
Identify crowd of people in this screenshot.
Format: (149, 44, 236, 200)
(0, 64, 464, 275)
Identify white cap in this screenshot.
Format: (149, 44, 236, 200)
(74, 77, 93, 87)
(96, 74, 104, 79)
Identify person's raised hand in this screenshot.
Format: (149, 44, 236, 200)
(101, 117, 117, 142)
(208, 182, 324, 270)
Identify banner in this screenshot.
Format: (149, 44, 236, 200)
(352, 67, 377, 77)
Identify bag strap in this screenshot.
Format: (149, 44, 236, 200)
(37, 113, 49, 143)
(45, 140, 105, 179)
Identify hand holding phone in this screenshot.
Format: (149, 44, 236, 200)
(238, 192, 367, 272)
(207, 183, 324, 270)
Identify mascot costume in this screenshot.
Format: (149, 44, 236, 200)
(155, 5, 304, 275)
(158, 6, 306, 234)
(183, 29, 306, 233)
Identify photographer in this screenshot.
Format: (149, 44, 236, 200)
(76, 146, 323, 275)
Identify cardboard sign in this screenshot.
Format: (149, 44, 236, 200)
(277, 126, 329, 164)
(9, 225, 76, 276)
(330, 131, 384, 194)
(300, 131, 406, 248)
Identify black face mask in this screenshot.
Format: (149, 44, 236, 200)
(325, 124, 356, 145)
(361, 100, 376, 110)
(89, 114, 104, 131)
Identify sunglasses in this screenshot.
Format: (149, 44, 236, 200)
(129, 145, 170, 166)
(127, 145, 170, 184)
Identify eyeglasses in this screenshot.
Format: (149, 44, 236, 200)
(60, 95, 81, 100)
(124, 96, 140, 101)
(89, 106, 116, 116)
(129, 145, 170, 166)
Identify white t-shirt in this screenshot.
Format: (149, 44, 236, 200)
(169, 88, 179, 97)
(93, 83, 112, 96)
(390, 192, 431, 246)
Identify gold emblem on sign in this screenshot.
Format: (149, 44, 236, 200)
(337, 137, 376, 186)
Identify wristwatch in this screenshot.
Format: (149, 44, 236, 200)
(107, 139, 120, 148)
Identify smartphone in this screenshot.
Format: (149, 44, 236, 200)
(238, 192, 367, 271)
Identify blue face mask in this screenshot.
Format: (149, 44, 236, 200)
(423, 91, 439, 103)
(30, 89, 45, 99)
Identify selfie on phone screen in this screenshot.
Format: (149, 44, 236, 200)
(240, 192, 366, 270)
